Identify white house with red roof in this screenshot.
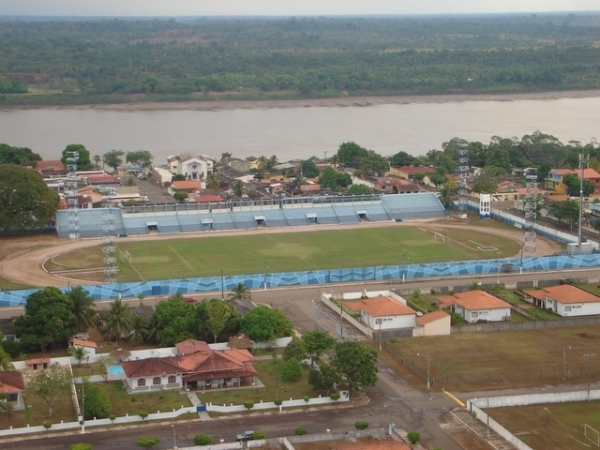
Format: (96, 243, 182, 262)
(342, 291, 417, 330)
(0, 371, 26, 411)
(523, 284, 600, 317)
(436, 290, 511, 323)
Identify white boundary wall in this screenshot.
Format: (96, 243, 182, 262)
(466, 389, 600, 450)
(206, 390, 349, 413)
(321, 294, 372, 338)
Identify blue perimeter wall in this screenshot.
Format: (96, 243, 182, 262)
(2, 253, 600, 307)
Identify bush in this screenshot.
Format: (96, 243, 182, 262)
(303, 395, 310, 403)
(253, 430, 266, 439)
(139, 411, 148, 420)
(243, 400, 254, 410)
(109, 414, 116, 422)
(136, 437, 159, 448)
(83, 383, 111, 420)
(407, 431, 421, 444)
(1, 339, 23, 358)
(43, 422, 52, 430)
(274, 399, 282, 406)
(295, 427, 307, 435)
(330, 392, 341, 402)
(193, 434, 212, 445)
(355, 421, 369, 430)
(70, 444, 92, 450)
(282, 358, 303, 381)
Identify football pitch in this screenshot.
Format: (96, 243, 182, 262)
(52, 225, 521, 282)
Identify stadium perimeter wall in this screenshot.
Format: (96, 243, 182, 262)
(2, 253, 600, 307)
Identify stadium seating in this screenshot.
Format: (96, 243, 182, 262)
(382, 193, 447, 220)
(231, 211, 259, 230)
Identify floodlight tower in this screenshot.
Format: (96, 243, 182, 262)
(65, 151, 80, 239)
(102, 206, 118, 284)
(457, 140, 469, 218)
(523, 167, 538, 257)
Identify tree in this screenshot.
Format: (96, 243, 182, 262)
(0, 393, 14, 422)
(407, 431, 421, 444)
(347, 184, 371, 195)
(228, 282, 252, 300)
(202, 299, 231, 343)
(562, 174, 595, 197)
(438, 183, 458, 211)
(282, 340, 308, 362)
(308, 364, 341, 393)
(412, 172, 425, 184)
(240, 305, 293, 342)
(548, 198, 580, 231)
(61, 144, 92, 170)
(232, 179, 245, 197)
(14, 287, 76, 351)
(95, 355, 112, 382)
(430, 173, 446, 187)
(253, 430, 266, 439)
(102, 150, 124, 173)
(126, 150, 153, 170)
(67, 286, 96, 332)
(302, 330, 336, 366)
(472, 177, 497, 194)
(331, 341, 378, 393)
(136, 437, 159, 449)
(319, 167, 339, 190)
(282, 358, 303, 381)
(337, 142, 369, 167)
(128, 315, 148, 346)
(0, 164, 60, 232)
(105, 299, 133, 345)
(152, 295, 198, 346)
(0, 143, 42, 167)
(93, 154, 102, 170)
(301, 159, 320, 178)
(69, 346, 89, 367)
(82, 382, 111, 420)
(172, 174, 186, 181)
(173, 190, 188, 203)
(0, 345, 13, 370)
(206, 171, 220, 189)
(28, 362, 72, 417)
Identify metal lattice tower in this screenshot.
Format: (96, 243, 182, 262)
(102, 206, 118, 284)
(524, 167, 538, 257)
(65, 151, 80, 239)
(457, 140, 469, 217)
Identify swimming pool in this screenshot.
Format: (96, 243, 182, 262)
(108, 365, 124, 375)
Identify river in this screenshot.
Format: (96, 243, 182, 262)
(1, 95, 599, 163)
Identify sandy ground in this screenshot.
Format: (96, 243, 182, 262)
(0, 218, 559, 288)
(13, 89, 600, 111)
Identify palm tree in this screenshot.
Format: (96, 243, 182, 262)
(256, 156, 269, 172)
(145, 316, 163, 346)
(232, 179, 245, 198)
(69, 346, 89, 367)
(438, 184, 458, 211)
(267, 155, 278, 171)
(0, 345, 14, 371)
(207, 171, 220, 190)
(128, 315, 148, 346)
(228, 282, 252, 300)
(67, 286, 97, 332)
(105, 299, 133, 345)
(93, 155, 102, 170)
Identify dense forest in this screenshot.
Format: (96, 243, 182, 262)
(1, 13, 600, 105)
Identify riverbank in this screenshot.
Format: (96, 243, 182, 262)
(5, 89, 600, 111)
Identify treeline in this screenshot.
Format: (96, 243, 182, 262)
(2, 14, 600, 104)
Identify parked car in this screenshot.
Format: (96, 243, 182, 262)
(236, 431, 254, 441)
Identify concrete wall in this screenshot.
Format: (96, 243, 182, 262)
(412, 315, 451, 337)
(206, 390, 349, 413)
(321, 294, 372, 338)
(464, 307, 511, 323)
(451, 314, 600, 334)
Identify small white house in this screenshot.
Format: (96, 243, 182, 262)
(167, 153, 213, 180)
(524, 285, 600, 317)
(413, 310, 451, 337)
(437, 291, 511, 323)
(343, 293, 417, 330)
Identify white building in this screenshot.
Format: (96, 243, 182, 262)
(524, 284, 600, 317)
(437, 290, 511, 323)
(413, 310, 451, 337)
(167, 153, 214, 180)
(343, 291, 417, 330)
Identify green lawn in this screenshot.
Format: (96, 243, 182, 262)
(50, 225, 520, 282)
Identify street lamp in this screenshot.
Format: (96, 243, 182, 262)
(563, 346, 571, 379)
(221, 269, 224, 301)
(264, 260, 269, 291)
(417, 353, 431, 389)
(584, 353, 596, 401)
(172, 424, 177, 450)
(384, 404, 392, 427)
(376, 318, 383, 351)
(80, 381, 85, 434)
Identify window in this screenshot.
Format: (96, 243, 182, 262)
(8, 393, 18, 402)
(138, 379, 146, 387)
(565, 306, 572, 312)
(168, 375, 176, 384)
(153, 377, 161, 385)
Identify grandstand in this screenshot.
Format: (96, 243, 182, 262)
(55, 193, 447, 239)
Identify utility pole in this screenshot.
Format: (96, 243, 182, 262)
(585, 353, 596, 401)
(579, 152, 589, 247)
(81, 381, 85, 434)
(220, 269, 224, 301)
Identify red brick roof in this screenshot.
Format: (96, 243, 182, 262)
(415, 310, 450, 326)
(344, 296, 416, 317)
(524, 285, 600, 304)
(194, 195, 225, 203)
(72, 338, 97, 349)
(176, 339, 211, 355)
(25, 358, 50, 365)
(172, 180, 201, 191)
(395, 165, 436, 175)
(0, 371, 25, 393)
(36, 160, 66, 171)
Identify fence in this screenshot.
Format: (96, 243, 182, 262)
(206, 391, 349, 413)
(381, 340, 600, 389)
(451, 314, 600, 334)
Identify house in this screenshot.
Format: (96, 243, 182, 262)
(0, 371, 26, 411)
(35, 160, 67, 177)
(412, 310, 451, 337)
(436, 291, 511, 323)
(523, 285, 600, 317)
(375, 178, 420, 194)
(120, 339, 258, 392)
(343, 294, 417, 331)
(171, 179, 202, 194)
(167, 153, 213, 180)
(388, 165, 436, 180)
(71, 338, 98, 359)
(25, 357, 50, 371)
(546, 168, 600, 194)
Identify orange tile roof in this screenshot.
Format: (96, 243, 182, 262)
(524, 285, 600, 304)
(344, 296, 416, 317)
(395, 165, 436, 175)
(72, 338, 97, 348)
(25, 358, 50, 365)
(176, 339, 211, 355)
(436, 291, 510, 311)
(416, 310, 450, 326)
(36, 160, 65, 171)
(0, 371, 25, 393)
(172, 180, 202, 190)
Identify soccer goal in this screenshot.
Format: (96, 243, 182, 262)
(434, 231, 446, 244)
(119, 249, 131, 263)
(585, 424, 600, 447)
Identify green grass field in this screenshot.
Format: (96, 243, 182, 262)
(50, 225, 520, 282)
